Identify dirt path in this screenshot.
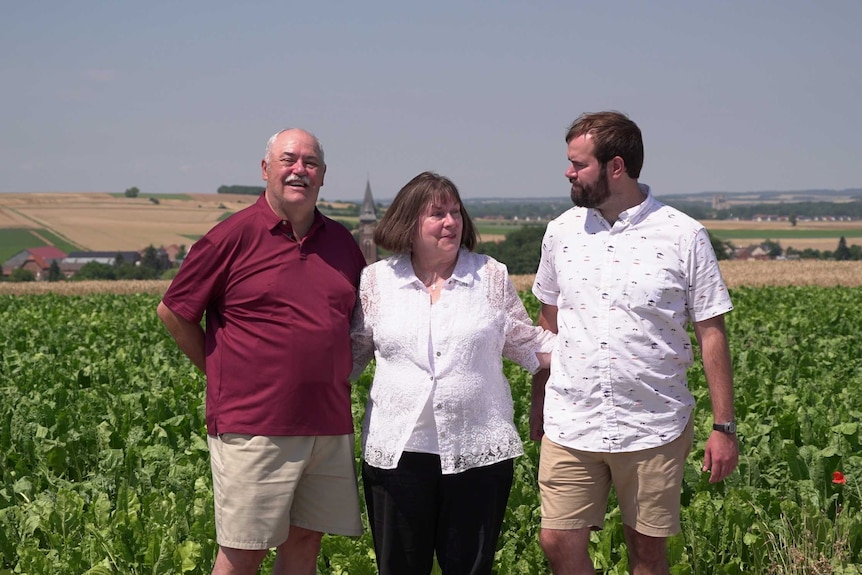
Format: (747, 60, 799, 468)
(28, 229, 54, 246)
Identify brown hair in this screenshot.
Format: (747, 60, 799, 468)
(374, 171, 478, 253)
(565, 111, 644, 178)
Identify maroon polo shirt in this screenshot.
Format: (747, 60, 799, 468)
(162, 193, 366, 436)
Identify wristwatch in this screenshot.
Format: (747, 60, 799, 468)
(713, 421, 737, 434)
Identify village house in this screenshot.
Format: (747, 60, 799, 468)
(733, 244, 773, 261)
(1, 246, 67, 280)
(2, 244, 190, 280)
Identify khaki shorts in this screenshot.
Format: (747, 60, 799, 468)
(208, 433, 363, 550)
(538, 420, 694, 537)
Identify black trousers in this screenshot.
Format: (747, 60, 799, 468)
(362, 452, 515, 575)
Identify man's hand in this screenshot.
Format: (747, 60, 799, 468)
(693, 314, 737, 483)
(531, 304, 558, 442)
(702, 431, 739, 483)
(530, 369, 549, 441)
(157, 302, 206, 373)
(529, 402, 544, 441)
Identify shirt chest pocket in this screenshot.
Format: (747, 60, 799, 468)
(619, 267, 676, 311)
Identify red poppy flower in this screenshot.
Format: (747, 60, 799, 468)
(833, 471, 847, 485)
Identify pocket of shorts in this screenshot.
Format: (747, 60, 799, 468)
(219, 433, 254, 446)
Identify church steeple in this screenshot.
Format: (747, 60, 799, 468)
(359, 179, 377, 223)
(358, 178, 379, 264)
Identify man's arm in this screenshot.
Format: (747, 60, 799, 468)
(693, 314, 738, 483)
(157, 302, 206, 374)
(530, 303, 558, 441)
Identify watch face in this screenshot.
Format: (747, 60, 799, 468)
(714, 422, 736, 433)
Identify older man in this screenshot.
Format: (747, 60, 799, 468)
(531, 112, 738, 575)
(158, 128, 366, 575)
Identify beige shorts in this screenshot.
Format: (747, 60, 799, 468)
(539, 420, 694, 537)
(208, 433, 363, 550)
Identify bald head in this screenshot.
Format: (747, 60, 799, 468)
(264, 128, 325, 167)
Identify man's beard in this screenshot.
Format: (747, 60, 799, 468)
(570, 166, 610, 208)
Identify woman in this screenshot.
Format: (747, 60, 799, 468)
(351, 171, 555, 575)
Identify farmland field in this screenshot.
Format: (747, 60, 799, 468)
(0, 193, 255, 253)
(3, 192, 862, 256)
(2, 285, 862, 574)
(704, 219, 862, 252)
(1, 260, 862, 297)
(475, 220, 531, 242)
(108, 193, 195, 201)
(0, 193, 367, 256)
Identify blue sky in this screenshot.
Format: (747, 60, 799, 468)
(2, 1, 860, 201)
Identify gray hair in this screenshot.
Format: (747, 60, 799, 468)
(263, 128, 325, 165)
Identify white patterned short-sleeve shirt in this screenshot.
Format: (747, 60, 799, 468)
(352, 249, 555, 474)
(532, 185, 733, 452)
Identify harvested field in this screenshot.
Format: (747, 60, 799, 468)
(2, 192, 859, 254)
(16, 203, 224, 251)
(715, 260, 862, 288)
(0, 193, 254, 251)
(0, 207, 38, 228)
(2, 193, 860, 293)
(703, 219, 862, 251)
(2, 261, 860, 296)
(0, 280, 172, 296)
(477, 233, 506, 243)
(509, 260, 862, 292)
(703, 219, 862, 231)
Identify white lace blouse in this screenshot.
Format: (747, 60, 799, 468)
(351, 249, 555, 474)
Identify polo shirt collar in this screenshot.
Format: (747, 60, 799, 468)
(256, 193, 283, 231)
(255, 193, 325, 236)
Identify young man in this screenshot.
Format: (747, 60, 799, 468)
(531, 112, 738, 575)
(157, 128, 366, 575)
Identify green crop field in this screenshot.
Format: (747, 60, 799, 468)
(475, 221, 536, 238)
(1, 288, 861, 574)
(710, 228, 862, 240)
(0, 229, 44, 262)
(0, 229, 81, 262)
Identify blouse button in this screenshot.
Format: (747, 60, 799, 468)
(436, 351, 441, 357)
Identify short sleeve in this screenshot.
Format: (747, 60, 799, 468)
(161, 236, 227, 323)
(531, 221, 561, 306)
(686, 227, 733, 322)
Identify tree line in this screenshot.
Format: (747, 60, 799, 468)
(71, 247, 177, 281)
(217, 185, 265, 195)
(664, 199, 862, 222)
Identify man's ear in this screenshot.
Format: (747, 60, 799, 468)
(609, 156, 626, 179)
